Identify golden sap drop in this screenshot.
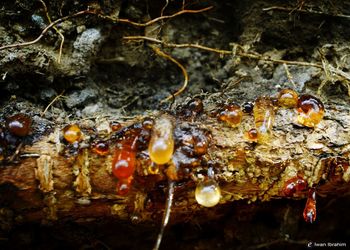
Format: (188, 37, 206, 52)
(148, 115, 174, 165)
(195, 179, 221, 207)
(297, 95, 324, 128)
(277, 89, 298, 108)
(253, 97, 275, 143)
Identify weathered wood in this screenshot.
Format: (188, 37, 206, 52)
(1, 100, 350, 227)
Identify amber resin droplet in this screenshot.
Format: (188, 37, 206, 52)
(193, 136, 209, 156)
(142, 117, 154, 130)
(148, 115, 174, 165)
(283, 176, 307, 196)
(277, 89, 298, 108)
(110, 121, 122, 131)
(253, 97, 274, 143)
(6, 114, 32, 137)
(63, 124, 82, 143)
(92, 141, 109, 156)
(303, 188, 316, 223)
(112, 145, 136, 179)
(116, 177, 133, 196)
(195, 179, 221, 207)
(297, 95, 325, 128)
(247, 128, 258, 141)
(217, 103, 243, 127)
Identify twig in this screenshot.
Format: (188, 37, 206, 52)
(150, 45, 189, 103)
(39, 0, 65, 63)
(41, 90, 65, 117)
(0, 10, 93, 51)
(153, 180, 174, 250)
(262, 6, 350, 19)
(283, 63, 296, 87)
(8, 142, 23, 162)
(124, 36, 232, 55)
(123, 36, 323, 68)
(99, 6, 213, 27)
(160, 0, 169, 17)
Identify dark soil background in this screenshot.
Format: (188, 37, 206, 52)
(1, 0, 350, 249)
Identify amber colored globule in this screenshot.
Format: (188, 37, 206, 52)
(116, 177, 133, 196)
(63, 124, 82, 143)
(277, 89, 298, 108)
(247, 128, 258, 141)
(217, 103, 243, 127)
(297, 95, 325, 128)
(110, 121, 122, 131)
(112, 145, 136, 179)
(303, 188, 317, 223)
(148, 115, 174, 165)
(193, 138, 208, 155)
(6, 113, 32, 137)
(195, 179, 221, 207)
(253, 97, 275, 143)
(92, 141, 109, 156)
(283, 176, 307, 196)
(142, 118, 154, 130)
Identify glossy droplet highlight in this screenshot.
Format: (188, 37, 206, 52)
(6, 114, 32, 137)
(112, 144, 136, 179)
(253, 97, 274, 143)
(110, 121, 122, 131)
(277, 89, 298, 108)
(149, 115, 174, 165)
(142, 117, 154, 130)
(195, 179, 221, 207)
(63, 124, 82, 143)
(303, 188, 316, 223)
(116, 177, 133, 196)
(283, 176, 307, 196)
(297, 95, 324, 128)
(217, 103, 243, 127)
(247, 128, 258, 141)
(92, 141, 109, 156)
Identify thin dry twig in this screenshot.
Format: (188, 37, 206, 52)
(150, 45, 189, 103)
(99, 6, 213, 27)
(39, 0, 65, 63)
(0, 10, 93, 51)
(283, 63, 296, 87)
(123, 35, 323, 68)
(8, 142, 23, 163)
(160, 0, 169, 17)
(41, 90, 65, 117)
(124, 36, 232, 55)
(262, 6, 350, 19)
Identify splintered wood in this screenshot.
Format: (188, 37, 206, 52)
(0, 96, 350, 226)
